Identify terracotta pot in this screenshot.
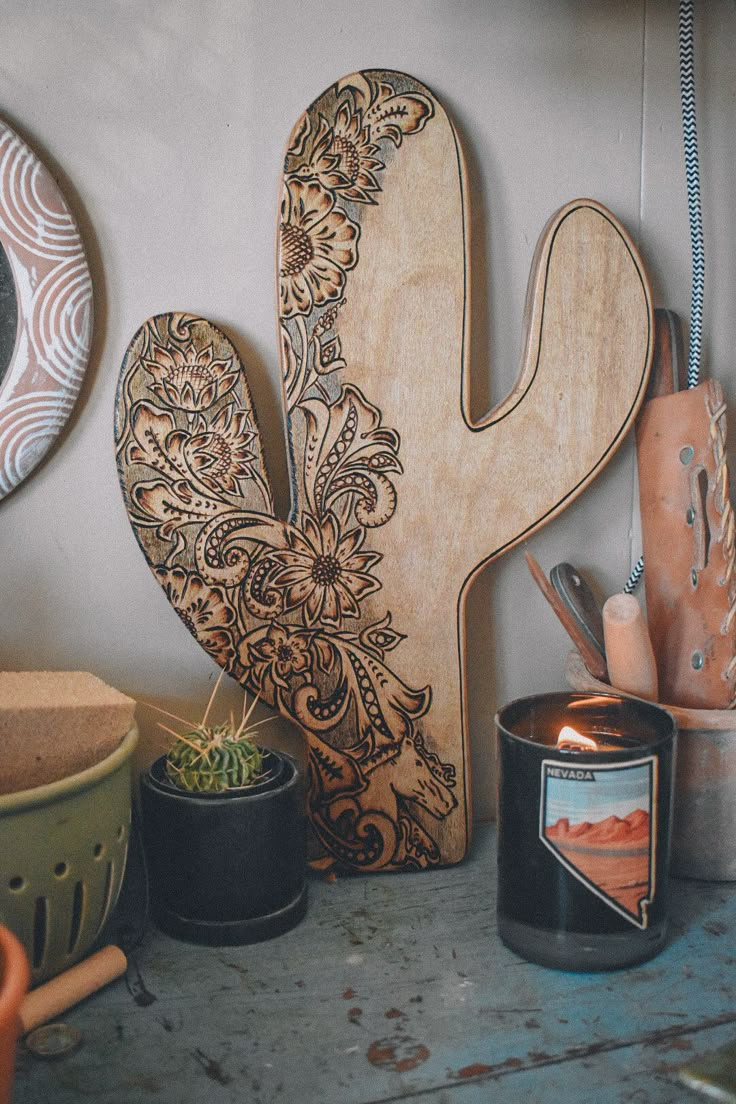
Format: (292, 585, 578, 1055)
(0, 925, 30, 1104)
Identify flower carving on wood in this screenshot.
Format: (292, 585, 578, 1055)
(267, 511, 381, 628)
(184, 405, 257, 495)
(154, 565, 237, 670)
(116, 73, 456, 872)
(294, 102, 385, 203)
(143, 339, 239, 416)
(248, 622, 314, 690)
(279, 178, 359, 320)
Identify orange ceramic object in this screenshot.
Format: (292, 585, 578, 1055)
(0, 925, 30, 1104)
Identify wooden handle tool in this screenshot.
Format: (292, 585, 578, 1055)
(549, 562, 606, 659)
(526, 553, 609, 682)
(18, 945, 127, 1035)
(602, 594, 659, 702)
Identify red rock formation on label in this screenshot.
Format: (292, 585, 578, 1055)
(547, 810, 649, 847)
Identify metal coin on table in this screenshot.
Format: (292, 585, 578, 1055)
(25, 1023, 83, 1058)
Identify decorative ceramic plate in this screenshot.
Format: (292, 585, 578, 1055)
(0, 118, 92, 500)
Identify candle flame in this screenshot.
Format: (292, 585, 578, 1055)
(557, 725, 598, 751)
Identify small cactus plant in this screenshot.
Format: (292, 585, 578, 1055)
(151, 671, 272, 794)
(165, 722, 264, 793)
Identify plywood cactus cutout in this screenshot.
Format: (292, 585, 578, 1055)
(115, 70, 653, 871)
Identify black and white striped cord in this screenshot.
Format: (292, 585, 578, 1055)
(680, 0, 705, 389)
(624, 0, 704, 594)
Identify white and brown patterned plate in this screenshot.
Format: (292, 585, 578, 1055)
(0, 118, 92, 500)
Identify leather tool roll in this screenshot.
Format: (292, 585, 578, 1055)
(637, 378, 736, 708)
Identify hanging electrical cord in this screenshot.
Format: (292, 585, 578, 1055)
(680, 0, 705, 387)
(623, 0, 703, 594)
(623, 556, 644, 595)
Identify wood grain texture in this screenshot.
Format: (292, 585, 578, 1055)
(116, 70, 653, 872)
(12, 825, 736, 1104)
(602, 593, 659, 702)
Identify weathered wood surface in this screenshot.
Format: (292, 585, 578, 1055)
(13, 825, 736, 1104)
(116, 69, 653, 872)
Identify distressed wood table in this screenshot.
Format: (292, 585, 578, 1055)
(13, 824, 736, 1103)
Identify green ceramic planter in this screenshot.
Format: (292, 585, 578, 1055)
(0, 725, 138, 985)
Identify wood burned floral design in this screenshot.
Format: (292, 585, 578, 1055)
(279, 178, 359, 319)
(116, 72, 455, 872)
(267, 512, 381, 627)
(248, 623, 314, 690)
(184, 405, 257, 495)
(301, 386, 402, 527)
(143, 338, 238, 415)
(294, 102, 384, 203)
(155, 565, 236, 670)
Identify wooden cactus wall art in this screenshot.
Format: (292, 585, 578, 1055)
(115, 70, 653, 871)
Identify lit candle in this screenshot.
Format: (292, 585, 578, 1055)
(495, 691, 676, 971)
(555, 725, 639, 753)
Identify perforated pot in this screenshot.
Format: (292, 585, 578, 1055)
(0, 726, 138, 986)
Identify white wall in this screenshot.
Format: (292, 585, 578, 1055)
(1, 0, 734, 820)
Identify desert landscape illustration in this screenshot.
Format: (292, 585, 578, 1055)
(545, 809, 651, 918)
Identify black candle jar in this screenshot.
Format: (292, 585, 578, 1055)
(496, 692, 676, 971)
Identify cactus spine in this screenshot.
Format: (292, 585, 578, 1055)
(165, 723, 263, 793)
(152, 670, 272, 794)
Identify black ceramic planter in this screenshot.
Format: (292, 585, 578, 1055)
(140, 749, 307, 946)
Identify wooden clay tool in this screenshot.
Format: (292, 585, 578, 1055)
(18, 945, 126, 1035)
(602, 593, 658, 702)
(117, 71, 653, 870)
(526, 554, 608, 682)
(636, 310, 736, 708)
(678, 1038, 736, 1103)
(550, 562, 606, 660)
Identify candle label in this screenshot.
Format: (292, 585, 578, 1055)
(539, 756, 657, 929)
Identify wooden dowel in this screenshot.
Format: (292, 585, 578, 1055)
(18, 945, 127, 1035)
(602, 594, 659, 702)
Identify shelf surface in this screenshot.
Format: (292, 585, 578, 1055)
(13, 823, 736, 1103)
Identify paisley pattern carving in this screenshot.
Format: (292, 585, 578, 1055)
(116, 73, 457, 871)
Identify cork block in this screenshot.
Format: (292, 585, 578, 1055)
(0, 672, 136, 795)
